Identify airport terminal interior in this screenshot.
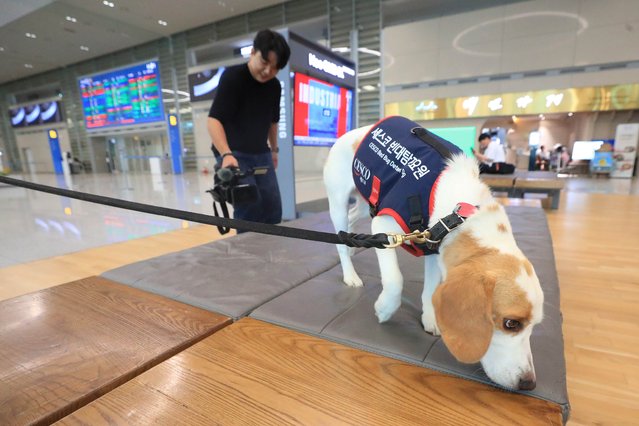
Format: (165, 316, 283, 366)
(1, 1, 638, 425)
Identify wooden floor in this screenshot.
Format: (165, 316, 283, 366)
(0, 224, 233, 301)
(545, 192, 639, 425)
(1, 193, 637, 424)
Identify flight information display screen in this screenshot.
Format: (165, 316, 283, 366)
(79, 61, 164, 129)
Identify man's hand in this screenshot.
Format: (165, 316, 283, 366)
(473, 149, 486, 162)
(272, 152, 278, 169)
(221, 154, 239, 169)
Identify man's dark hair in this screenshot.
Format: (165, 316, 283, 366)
(253, 29, 291, 69)
(478, 133, 491, 142)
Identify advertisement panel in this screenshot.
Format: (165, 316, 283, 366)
(9, 101, 64, 128)
(611, 123, 639, 178)
(187, 67, 225, 103)
(386, 83, 639, 121)
(293, 73, 353, 147)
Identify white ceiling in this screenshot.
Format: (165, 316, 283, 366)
(0, 0, 523, 86)
(0, 0, 286, 85)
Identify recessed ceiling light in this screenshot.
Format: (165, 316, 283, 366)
(158, 19, 167, 26)
(80, 45, 90, 51)
(0, 47, 4, 51)
(24, 64, 33, 68)
(568, 112, 574, 117)
(25, 32, 37, 39)
(66, 16, 77, 23)
(103, 1, 114, 7)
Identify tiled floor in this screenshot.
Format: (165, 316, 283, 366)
(0, 170, 637, 268)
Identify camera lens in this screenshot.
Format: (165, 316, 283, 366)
(216, 167, 235, 182)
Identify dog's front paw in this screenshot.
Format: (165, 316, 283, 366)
(343, 272, 363, 287)
(374, 293, 401, 323)
(421, 311, 441, 336)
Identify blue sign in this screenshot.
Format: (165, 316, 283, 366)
(168, 114, 182, 174)
(47, 129, 63, 175)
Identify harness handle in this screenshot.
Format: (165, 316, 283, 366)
(411, 127, 456, 160)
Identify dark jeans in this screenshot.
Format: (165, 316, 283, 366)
(479, 162, 515, 174)
(220, 151, 282, 232)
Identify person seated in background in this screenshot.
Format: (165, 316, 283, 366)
(472, 133, 514, 174)
(560, 146, 571, 170)
(535, 145, 550, 170)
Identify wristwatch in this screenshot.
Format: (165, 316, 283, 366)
(271, 147, 279, 153)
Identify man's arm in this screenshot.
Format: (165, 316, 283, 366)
(207, 117, 238, 168)
(472, 148, 489, 163)
(268, 123, 278, 169)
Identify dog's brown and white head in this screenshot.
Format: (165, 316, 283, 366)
(433, 203, 544, 390)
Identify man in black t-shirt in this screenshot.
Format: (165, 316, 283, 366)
(207, 29, 290, 229)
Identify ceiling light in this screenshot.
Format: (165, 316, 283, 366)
(25, 32, 37, 39)
(568, 112, 574, 117)
(66, 16, 77, 23)
(103, 1, 114, 7)
(158, 20, 167, 26)
(0, 47, 4, 51)
(24, 64, 33, 68)
(240, 45, 252, 57)
(358, 47, 381, 57)
(80, 45, 90, 51)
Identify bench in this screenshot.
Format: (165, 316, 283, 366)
(0, 277, 231, 425)
(60, 317, 563, 425)
(481, 171, 564, 209)
(92, 206, 570, 423)
(2, 206, 568, 424)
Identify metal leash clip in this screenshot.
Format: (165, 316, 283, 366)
(385, 229, 440, 248)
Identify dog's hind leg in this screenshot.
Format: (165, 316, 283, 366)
(421, 254, 442, 335)
(371, 215, 404, 322)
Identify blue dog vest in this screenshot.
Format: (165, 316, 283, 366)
(353, 116, 462, 256)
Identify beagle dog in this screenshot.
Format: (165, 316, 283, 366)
(323, 121, 544, 391)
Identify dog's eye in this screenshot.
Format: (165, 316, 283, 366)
(503, 319, 522, 331)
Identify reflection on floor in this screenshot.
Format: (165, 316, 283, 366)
(0, 170, 637, 267)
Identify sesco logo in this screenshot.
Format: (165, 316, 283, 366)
(353, 158, 371, 181)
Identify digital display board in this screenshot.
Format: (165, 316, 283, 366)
(429, 127, 477, 157)
(187, 67, 225, 103)
(9, 100, 64, 128)
(571, 140, 606, 161)
(293, 73, 353, 147)
(79, 61, 164, 129)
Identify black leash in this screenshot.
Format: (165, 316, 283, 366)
(0, 175, 389, 249)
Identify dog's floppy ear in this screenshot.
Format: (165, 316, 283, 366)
(433, 264, 495, 363)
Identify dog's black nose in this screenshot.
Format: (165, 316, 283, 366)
(518, 377, 536, 391)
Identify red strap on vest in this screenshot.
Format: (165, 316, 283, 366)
(369, 176, 381, 206)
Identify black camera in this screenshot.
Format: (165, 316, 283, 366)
(208, 165, 268, 206)
(207, 164, 268, 234)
